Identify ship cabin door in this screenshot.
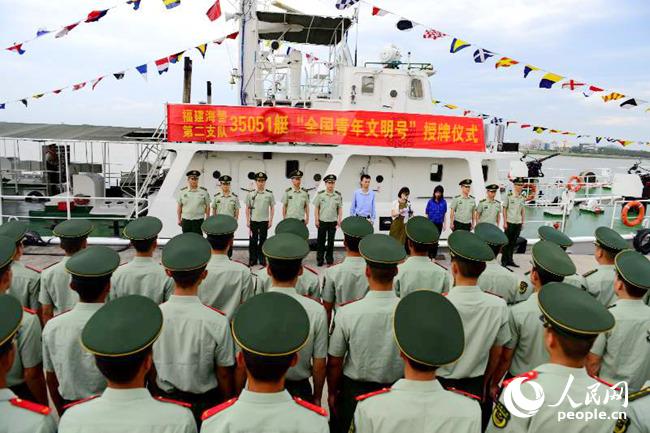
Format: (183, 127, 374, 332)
(238, 159, 265, 194)
(380, 74, 407, 112)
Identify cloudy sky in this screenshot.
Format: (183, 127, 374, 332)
(1, 0, 649, 148)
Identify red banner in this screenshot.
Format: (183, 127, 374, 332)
(167, 104, 485, 152)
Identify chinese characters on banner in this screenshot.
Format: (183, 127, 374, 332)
(167, 104, 485, 152)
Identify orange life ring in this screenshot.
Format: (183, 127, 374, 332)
(622, 201, 645, 227)
(567, 176, 584, 192)
(523, 183, 537, 201)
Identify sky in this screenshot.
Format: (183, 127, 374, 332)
(1, 0, 649, 148)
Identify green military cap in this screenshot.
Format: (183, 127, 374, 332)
(263, 233, 309, 261)
(394, 290, 464, 367)
(186, 170, 201, 178)
(486, 184, 499, 191)
(459, 179, 472, 186)
(123, 216, 162, 241)
(595, 226, 628, 252)
(202, 214, 238, 236)
(162, 232, 211, 271)
(448, 230, 494, 262)
(219, 174, 232, 184)
(233, 292, 309, 356)
(255, 172, 268, 181)
(405, 216, 439, 244)
(289, 170, 303, 179)
(475, 222, 508, 246)
(275, 218, 308, 240)
(531, 241, 576, 277)
(0, 294, 22, 347)
(0, 221, 29, 243)
(340, 216, 373, 238)
(66, 246, 120, 278)
(538, 282, 615, 339)
(512, 177, 525, 185)
(359, 234, 407, 268)
(323, 174, 337, 182)
(53, 219, 94, 239)
(538, 226, 573, 248)
(615, 249, 650, 291)
(0, 236, 16, 269)
(81, 295, 162, 356)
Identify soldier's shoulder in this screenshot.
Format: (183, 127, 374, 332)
(339, 297, 363, 309)
(355, 388, 391, 402)
(180, 187, 188, 191)
(202, 304, 227, 317)
(495, 199, 502, 204)
(214, 191, 222, 197)
(285, 187, 292, 192)
(22, 306, 37, 315)
(335, 190, 342, 196)
(10, 398, 51, 416)
(583, 269, 598, 278)
(200, 186, 208, 191)
(265, 189, 273, 193)
(231, 192, 238, 197)
(301, 187, 309, 193)
(293, 397, 327, 417)
(447, 388, 481, 402)
(468, 195, 475, 199)
(630, 387, 650, 402)
(62, 395, 100, 411)
(201, 398, 238, 421)
(479, 198, 486, 203)
(154, 396, 193, 409)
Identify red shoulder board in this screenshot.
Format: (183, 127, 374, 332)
(301, 294, 323, 305)
(22, 307, 37, 315)
(502, 370, 538, 388)
(41, 261, 58, 271)
(591, 375, 615, 388)
(63, 395, 99, 410)
(203, 304, 226, 316)
(442, 292, 449, 297)
(293, 397, 328, 416)
(155, 396, 192, 408)
(201, 398, 237, 420)
(448, 388, 481, 401)
(303, 265, 318, 275)
(355, 388, 391, 402)
(118, 261, 128, 267)
(10, 398, 50, 415)
(25, 264, 41, 273)
(339, 297, 362, 307)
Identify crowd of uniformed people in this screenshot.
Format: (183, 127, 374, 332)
(1, 170, 650, 433)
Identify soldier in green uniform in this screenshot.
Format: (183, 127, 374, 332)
(199, 215, 254, 319)
(0, 294, 56, 433)
(0, 221, 41, 314)
(246, 172, 275, 267)
(201, 293, 329, 433)
(450, 179, 476, 231)
(155, 233, 235, 424)
(212, 175, 240, 219)
(583, 226, 628, 306)
(58, 295, 197, 433)
(321, 217, 373, 325)
(490, 241, 576, 398)
(111, 216, 174, 304)
(488, 283, 620, 433)
(351, 290, 481, 433)
(282, 170, 310, 223)
(327, 234, 406, 433)
(537, 225, 586, 289)
(394, 216, 449, 297)
(313, 174, 343, 266)
(43, 246, 119, 414)
(476, 184, 502, 226)
(587, 250, 650, 391)
(177, 170, 210, 235)
(501, 178, 526, 267)
(475, 222, 520, 304)
(39, 219, 93, 324)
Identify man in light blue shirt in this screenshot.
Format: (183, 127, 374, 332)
(350, 174, 376, 221)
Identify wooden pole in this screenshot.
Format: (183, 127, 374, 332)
(183, 57, 192, 103)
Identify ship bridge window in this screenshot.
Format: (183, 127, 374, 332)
(361, 76, 375, 95)
(409, 79, 424, 99)
(430, 163, 443, 182)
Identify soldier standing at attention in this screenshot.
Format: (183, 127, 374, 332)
(487, 283, 619, 433)
(587, 250, 650, 391)
(200, 293, 329, 433)
(321, 217, 374, 325)
(450, 179, 476, 231)
(475, 223, 520, 304)
(110, 216, 173, 304)
(211, 175, 239, 258)
(0, 294, 56, 433)
(476, 184, 501, 226)
(0, 221, 41, 315)
(43, 246, 120, 414)
(155, 233, 235, 424)
(583, 226, 629, 306)
(39, 218, 93, 323)
(500, 178, 526, 267)
(199, 215, 254, 319)
(351, 291, 481, 433)
(246, 172, 275, 267)
(58, 295, 197, 432)
(177, 170, 210, 235)
(327, 234, 406, 433)
(313, 174, 343, 266)
(394, 216, 449, 297)
(282, 170, 310, 223)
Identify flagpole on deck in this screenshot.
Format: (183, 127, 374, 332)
(353, 5, 359, 66)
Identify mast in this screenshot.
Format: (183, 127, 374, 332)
(239, 0, 259, 106)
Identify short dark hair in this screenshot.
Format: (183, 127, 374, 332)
(70, 275, 111, 302)
(360, 174, 371, 181)
(169, 266, 206, 288)
(95, 348, 150, 384)
(398, 187, 410, 198)
(405, 356, 437, 373)
(616, 271, 646, 298)
(242, 350, 294, 382)
(131, 238, 156, 253)
(408, 239, 430, 254)
(267, 258, 302, 283)
(551, 329, 595, 361)
(367, 264, 398, 284)
(452, 256, 486, 279)
(207, 234, 233, 251)
(533, 266, 564, 286)
(343, 234, 361, 252)
(60, 237, 86, 255)
(598, 245, 617, 261)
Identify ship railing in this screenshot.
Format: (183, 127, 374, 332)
(522, 201, 571, 232)
(610, 198, 650, 230)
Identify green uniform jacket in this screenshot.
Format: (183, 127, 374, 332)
(212, 192, 240, 218)
(246, 189, 275, 222)
(584, 265, 617, 306)
(198, 255, 254, 319)
(39, 257, 77, 315)
(0, 389, 56, 433)
(505, 293, 548, 376)
(450, 195, 476, 224)
(321, 257, 368, 308)
(503, 193, 525, 224)
(254, 266, 320, 300)
(477, 199, 501, 225)
(313, 190, 343, 222)
(478, 261, 520, 304)
(110, 257, 174, 304)
(282, 187, 309, 220)
(7, 261, 40, 310)
(7, 308, 42, 387)
(394, 257, 449, 298)
(177, 187, 210, 220)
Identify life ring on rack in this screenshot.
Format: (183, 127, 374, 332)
(567, 176, 584, 192)
(621, 201, 645, 227)
(523, 183, 537, 202)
